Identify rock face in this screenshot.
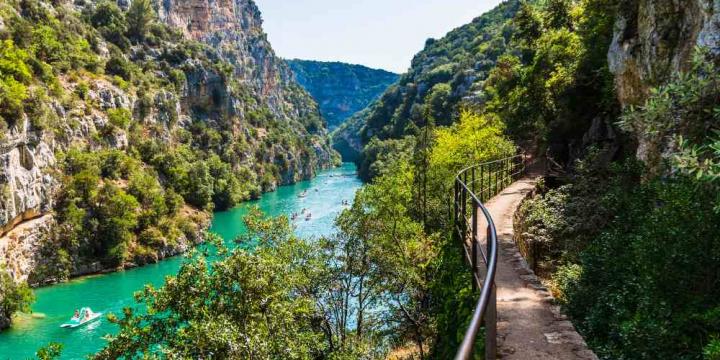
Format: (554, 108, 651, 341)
(0, 127, 56, 237)
(287, 60, 399, 130)
(158, 0, 311, 123)
(608, 0, 720, 169)
(608, 0, 720, 107)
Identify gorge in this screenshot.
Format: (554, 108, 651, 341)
(2, 0, 720, 359)
(0, 0, 337, 324)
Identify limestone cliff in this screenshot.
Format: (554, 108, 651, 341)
(0, 0, 336, 300)
(609, 0, 720, 107)
(608, 0, 720, 168)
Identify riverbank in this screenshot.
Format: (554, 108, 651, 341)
(0, 164, 362, 359)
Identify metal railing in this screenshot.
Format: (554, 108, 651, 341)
(453, 155, 526, 360)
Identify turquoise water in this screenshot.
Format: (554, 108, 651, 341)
(0, 163, 361, 359)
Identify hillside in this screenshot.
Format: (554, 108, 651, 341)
(0, 0, 337, 327)
(333, 0, 522, 179)
(287, 59, 398, 130)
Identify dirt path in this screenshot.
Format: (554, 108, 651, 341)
(480, 177, 597, 359)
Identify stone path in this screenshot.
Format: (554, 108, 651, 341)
(480, 177, 597, 359)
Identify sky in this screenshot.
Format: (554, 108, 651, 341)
(254, 0, 506, 73)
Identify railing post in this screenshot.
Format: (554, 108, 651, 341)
(454, 180, 459, 240)
(479, 165, 485, 202)
(485, 225, 497, 360)
(493, 162, 498, 197)
(471, 166, 476, 196)
(506, 157, 510, 188)
(471, 205, 478, 291)
(461, 173, 467, 241)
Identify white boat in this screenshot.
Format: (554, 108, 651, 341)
(61, 307, 102, 328)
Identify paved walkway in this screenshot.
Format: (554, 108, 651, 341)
(480, 177, 597, 359)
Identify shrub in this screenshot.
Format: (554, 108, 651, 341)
(107, 108, 132, 129)
(0, 40, 31, 124)
(0, 268, 34, 329)
(105, 55, 132, 81)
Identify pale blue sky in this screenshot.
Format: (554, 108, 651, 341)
(254, 0, 505, 73)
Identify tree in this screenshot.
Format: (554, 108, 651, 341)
(513, 2, 543, 46)
(545, 0, 573, 30)
(126, 0, 154, 43)
(0, 268, 34, 330)
(94, 184, 140, 266)
(337, 161, 438, 359)
(0, 40, 31, 127)
(94, 212, 331, 359)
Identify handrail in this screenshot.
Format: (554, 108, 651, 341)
(453, 154, 525, 360)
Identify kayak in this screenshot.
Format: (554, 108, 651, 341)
(60, 308, 102, 328)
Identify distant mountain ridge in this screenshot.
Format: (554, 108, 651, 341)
(332, 0, 523, 179)
(287, 60, 399, 130)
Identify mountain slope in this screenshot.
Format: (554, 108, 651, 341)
(333, 0, 522, 179)
(287, 60, 398, 130)
(0, 0, 336, 316)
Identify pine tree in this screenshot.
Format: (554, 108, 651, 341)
(126, 0, 154, 43)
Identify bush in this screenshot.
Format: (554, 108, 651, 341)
(107, 108, 132, 129)
(0, 268, 34, 329)
(563, 176, 720, 359)
(105, 55, 132, 81)
(0, 40, 31, 125)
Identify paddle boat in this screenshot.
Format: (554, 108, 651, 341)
(298, 190, 308, 198)
(61, 307, 102, 328)
(305, 213, 312, 221)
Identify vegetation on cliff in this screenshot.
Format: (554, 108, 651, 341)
(0, 266, 33, 330)
(336, 0, 522, 179)
(287, 59, 398, 130)
(0, 0, 336, 328)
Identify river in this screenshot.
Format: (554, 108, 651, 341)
(0, 163, 361, 359)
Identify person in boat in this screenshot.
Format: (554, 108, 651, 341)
(73, 309, 80, 319)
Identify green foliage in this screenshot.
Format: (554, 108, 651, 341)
(563, 176, 720, 359)
(107, 108, 132, 129)
(515, 46, 720, 359)
(0, 39, 31, 127)
(513, 1, 542, 46)
(337, 160, 438, 356)
(287, 59, 399, 129)
(705, 337, 720, 360)
(480, 0, 619, 152)
(343, 0, 522, 179)
(126, 0, 155, 43)
(55, 147, 201, 268)
(0, 268, 34, 329)
(35, 343, 63, 360)
(86, 1, 129, 49)
(95, 211, 372, 359)
(431, 111, 515, 177)
(622, 49, 720, 177)
(544, 0, 573, 30)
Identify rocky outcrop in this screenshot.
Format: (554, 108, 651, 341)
(157, 0, 309, 122)
(609, 0, 720, 107)
(608, 0, 720, 170)
(0, 129, 55, 238)
(0, 215, 54, 284)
